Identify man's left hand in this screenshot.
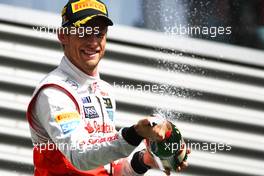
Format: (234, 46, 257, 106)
(143, 148, 191, 176)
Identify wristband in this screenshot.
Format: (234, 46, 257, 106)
(131, 150, 151, 174)
(122, 126, 144, 146)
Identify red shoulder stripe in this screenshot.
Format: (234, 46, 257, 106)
(26, 84, 80, 128)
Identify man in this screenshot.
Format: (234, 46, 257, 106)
(26, 0, 189, 175)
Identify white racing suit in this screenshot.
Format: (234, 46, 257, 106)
(27, 56, 148, 176)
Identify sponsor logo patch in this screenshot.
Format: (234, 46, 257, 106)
(106, 110, 114, 121)
(71, 0, 107, 14)
(81, 134, 119, 145)
(82, 96, 92, 104)
(83, 106, 99, 119)
(85, 120, 114, 134)
(91, 82, 98, 93)
(60, 121, 80, 134)
(55, 112, 80, 123)
(103, 98, 113, 109)
(90, 82, 109, 96)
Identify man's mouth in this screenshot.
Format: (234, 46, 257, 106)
(81, 49, 99, 59)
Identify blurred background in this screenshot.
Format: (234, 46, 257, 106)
(0, 0, 264, 176)
(1, 0, 264, 49)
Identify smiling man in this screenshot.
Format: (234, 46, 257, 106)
(60, 20, 107, 76)
(26, 0, 188, 176)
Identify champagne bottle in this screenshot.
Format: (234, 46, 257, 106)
(147, 116, 188, 171)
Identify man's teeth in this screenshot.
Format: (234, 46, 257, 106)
(83, 50, 97, 55)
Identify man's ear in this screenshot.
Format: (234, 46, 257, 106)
(57, 27, 69, 45)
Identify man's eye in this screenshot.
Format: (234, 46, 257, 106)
(96, 33, 105, 38)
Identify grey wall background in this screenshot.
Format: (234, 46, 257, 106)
(1, 0, 264, 50)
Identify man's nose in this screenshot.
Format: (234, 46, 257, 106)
(86, 35, 98, 45)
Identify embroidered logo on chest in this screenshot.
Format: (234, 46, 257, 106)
(81, 96, 92, 104)
(84, 120, 114, 134)
(83, 106, 99, 119)
(103, 98, 113, 109)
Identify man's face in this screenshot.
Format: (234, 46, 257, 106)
(59, 19, 108, 76)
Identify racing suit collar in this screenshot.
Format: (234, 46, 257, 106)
(59, 56, 100, 86)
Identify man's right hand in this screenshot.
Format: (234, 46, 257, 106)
(134, 118, 172, 141)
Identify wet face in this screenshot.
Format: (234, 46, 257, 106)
(58, 19, 108, 76)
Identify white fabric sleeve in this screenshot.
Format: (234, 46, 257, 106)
(113, 143, 149, 176)
(33, 87, 138, 171)
(113, 158, 145, 176)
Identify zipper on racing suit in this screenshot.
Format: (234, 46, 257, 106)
(95, 94, 113, 176)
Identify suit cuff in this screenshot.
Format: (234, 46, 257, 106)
(131, 151, 151, 174)
(121, 126, 144, 146)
